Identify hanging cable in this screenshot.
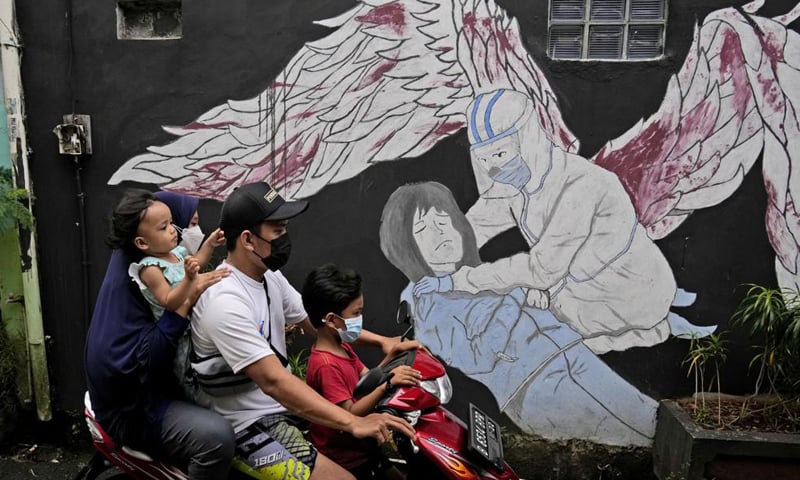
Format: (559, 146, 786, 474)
(64, 0, 91, 328)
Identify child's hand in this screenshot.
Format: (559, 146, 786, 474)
(388, 339, 421, 358)
(192, 268, 230, 297)
(204, 228, 226, 248)
(184, 256, 201, 281)
(388, 365, 421, 388)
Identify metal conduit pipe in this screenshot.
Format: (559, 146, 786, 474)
(0, 0, 52, 421)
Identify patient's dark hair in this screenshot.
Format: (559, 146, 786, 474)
(379, 182, 480, 282)
(302, 264, 362, 329)
(106, 188, 157, 261)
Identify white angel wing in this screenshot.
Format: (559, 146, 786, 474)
(109, 0, 577, 201)
(591, 2, 800, 288)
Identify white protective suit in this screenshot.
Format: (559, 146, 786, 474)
(452, 89, 676, 354)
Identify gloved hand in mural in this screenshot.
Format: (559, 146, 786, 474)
(412, 89, 714, 354)
(412, 274, 453, 295)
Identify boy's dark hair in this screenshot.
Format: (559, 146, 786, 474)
(302, 264, 362, 329)
(106, 188, 157, 261)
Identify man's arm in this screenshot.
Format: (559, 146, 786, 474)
(291, 317, 409, 357)
(243, 355, 414, 442)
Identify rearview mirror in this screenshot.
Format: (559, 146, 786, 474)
(397, 300, 411, 325)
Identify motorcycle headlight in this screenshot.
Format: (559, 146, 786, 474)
(420, 373, 453, 404)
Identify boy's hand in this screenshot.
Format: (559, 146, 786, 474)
(205, 228, 226, 248)
(379, 340, 423, 368)
(184, 256, 200, 281)
(389, 365, 421, 388)
(388, 339, 422, 358)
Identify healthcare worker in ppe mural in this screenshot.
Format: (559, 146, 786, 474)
(414, 89, 712, 354)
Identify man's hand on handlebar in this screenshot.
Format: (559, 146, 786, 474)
(349, 412, 415, 445)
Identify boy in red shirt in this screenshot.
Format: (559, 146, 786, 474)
(302, 264, 421, 479)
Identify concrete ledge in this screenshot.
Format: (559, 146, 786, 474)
(653, 400, 800, 479)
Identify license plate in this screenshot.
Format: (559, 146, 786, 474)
(468, 403, 504, 470)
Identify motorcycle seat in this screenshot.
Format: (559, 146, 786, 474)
(83, 391, 156, 462)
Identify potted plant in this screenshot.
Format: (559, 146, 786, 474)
(653, 285, 800, 480)
(681, 333, 728, 427)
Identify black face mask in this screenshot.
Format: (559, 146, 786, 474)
(260, 233, 292, 271)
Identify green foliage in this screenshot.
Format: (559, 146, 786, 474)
(0, 326, 19, 417)
(682, 332, 728, 425)
(0, 167, 33, 233)
(732, 284, 800, 398)
(288, 349, 308, 381)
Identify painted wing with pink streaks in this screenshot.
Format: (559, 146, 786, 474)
(108, 0, 576, 201)
(593, 1, 800, 288)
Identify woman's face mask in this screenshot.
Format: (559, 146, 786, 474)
(178, 225, 205, 255)
(331, 314, 363, 343)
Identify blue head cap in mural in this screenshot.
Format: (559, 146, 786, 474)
(466, 89, 544, 195)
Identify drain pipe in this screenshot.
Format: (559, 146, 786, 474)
(0, 0, 52, 421)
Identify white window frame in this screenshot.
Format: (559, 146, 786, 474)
(548, 0, 667, 61)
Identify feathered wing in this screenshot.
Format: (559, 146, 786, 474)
(592, 1, 800, 289)
(109, 0, 576, 201)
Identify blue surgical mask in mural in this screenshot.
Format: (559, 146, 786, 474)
(334, 314, 362, 343)
(488, 154, 531, 190)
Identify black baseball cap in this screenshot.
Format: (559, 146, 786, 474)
(220, 182, 309, 236)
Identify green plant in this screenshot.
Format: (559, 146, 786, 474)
(287, 349, 308, 381)
(682, 332, 728, 425)
(732, 284, 800, 399)
(0, 167, 33, 233)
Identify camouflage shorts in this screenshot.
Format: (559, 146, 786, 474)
(232, 413, 317, 480)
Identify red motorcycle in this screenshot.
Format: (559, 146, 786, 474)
(352, 301, 520, 480)
(78, 390, 188, 480)
(76, 301, 519, 480)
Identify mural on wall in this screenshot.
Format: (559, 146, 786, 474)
(380, 181, 659, 446)
(109, 0, 800, 445)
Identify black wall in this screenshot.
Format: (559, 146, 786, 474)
(16, 0, 793, 420)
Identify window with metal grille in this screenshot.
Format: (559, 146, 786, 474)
(548, 0, 666, 60)
(117, 0, 182, 40)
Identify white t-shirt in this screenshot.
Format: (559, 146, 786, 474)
(191, 261, 307, 431)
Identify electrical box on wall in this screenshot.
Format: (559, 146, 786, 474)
(53, 114, 92, 155)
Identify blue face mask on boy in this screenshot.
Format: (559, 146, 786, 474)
(332, 314, 363, 343)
